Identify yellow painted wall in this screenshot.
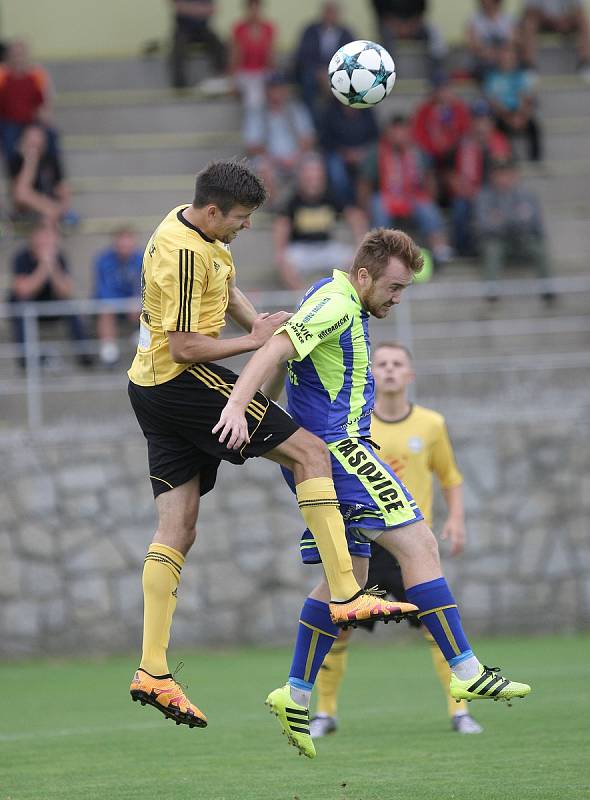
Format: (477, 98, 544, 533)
(2, 0, 590, 60)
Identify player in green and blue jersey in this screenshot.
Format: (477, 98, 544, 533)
(214, 228, 531, 759)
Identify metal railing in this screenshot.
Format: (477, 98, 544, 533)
(1, 275, 589, 429)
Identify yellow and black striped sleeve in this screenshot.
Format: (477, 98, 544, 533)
(158, 248, 207, 333)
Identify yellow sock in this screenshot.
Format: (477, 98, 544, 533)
(296, 477, 360, 601)
(140, 543, 185, 676)
(423, 630, 468, 717)
(316, 634, 350, 717)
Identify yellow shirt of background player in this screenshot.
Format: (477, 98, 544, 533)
(371, 404, 463, 528)
(128, 205, 236, 386)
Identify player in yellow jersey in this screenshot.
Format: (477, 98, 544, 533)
(127, 161, 411, 730)
(310, 340, 483, 737)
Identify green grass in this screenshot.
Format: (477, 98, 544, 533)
(1, 634, 588, 800)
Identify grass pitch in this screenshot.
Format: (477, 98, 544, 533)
(0, 634, 588, 800)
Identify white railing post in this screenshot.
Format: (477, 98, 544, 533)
(22, 304, 43, 429)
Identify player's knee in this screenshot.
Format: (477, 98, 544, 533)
(290, 429, 331, 472)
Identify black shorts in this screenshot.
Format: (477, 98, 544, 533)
(360, 541, 421, 631)
(128, 362, 299, 498)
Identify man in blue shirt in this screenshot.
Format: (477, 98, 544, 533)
(215, 227, 531, 759)
(93, 226, 143, 365)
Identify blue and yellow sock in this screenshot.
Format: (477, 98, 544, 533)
(406, 577, 476, 673)
(288, 598, 340, 706)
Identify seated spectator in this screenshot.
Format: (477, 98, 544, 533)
(521, 0, 590, 80)
(318, 98, 379, 206)
(230, 0, 275, 112)
(466, 0, 517, 82)
(293, 1, 354, 122)
(93, 227, 143, 366)
(484, 42, 542, 161)
(9, 124, 76, 225)
(7, 224, 92, 368)
(474, 157, 554, 302)
(274, 153, 365, 290)
(371, 0, 447, 82)
(411, 75, 472, 204)
(169, 0, 227, 89)
(0, 39, 57, 163)
(244, 71, 315, 201)
(450, 99, 511, 255)
(358, 114, 452, 266)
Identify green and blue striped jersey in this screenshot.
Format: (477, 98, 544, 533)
(277, 269, 374, 442)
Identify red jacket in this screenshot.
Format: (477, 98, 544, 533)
(412, 97, 471, 159)
(0, 66, 48, 124)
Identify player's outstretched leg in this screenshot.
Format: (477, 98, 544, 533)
(266, 685, 315, 758)
(130, 667, 208, 728)
(450, 664, 531, 704)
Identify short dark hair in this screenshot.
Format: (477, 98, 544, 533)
(193, 160, 267, 214)
(373, 340, 414, 362)
(351, 228, 424, 281)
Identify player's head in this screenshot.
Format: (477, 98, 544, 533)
(372, 341, 415, 397)
(350, 228, 423, 319)
(193, 160, 267, 243)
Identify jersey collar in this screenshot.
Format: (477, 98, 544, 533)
(177, 207, 215, 243)
(332, 269, 363, 309)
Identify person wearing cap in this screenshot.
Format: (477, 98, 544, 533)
(473, 156, 554, 303)
(449, 98, 511, 255)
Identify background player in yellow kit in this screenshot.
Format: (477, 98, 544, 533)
(310, 341, 484, 736)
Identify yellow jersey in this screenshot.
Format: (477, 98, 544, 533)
(128, 205, 236, 386)
(371, 404, 463, 527)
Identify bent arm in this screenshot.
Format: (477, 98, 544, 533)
(167, 329, 258, 363)
(226, 283, 258, 332)
(225, 332, 296, 410)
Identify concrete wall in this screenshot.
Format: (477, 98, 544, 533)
(7, 0, 588, 60)
(1, 411, 588, 659)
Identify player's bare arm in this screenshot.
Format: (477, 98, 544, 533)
(167, 311, 290, 364)
(226, 281, 262, 331)
(212, 332, 296, 449)
(440, 484, 466, 556)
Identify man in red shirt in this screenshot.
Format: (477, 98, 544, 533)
(0, 40, 53, 162)
(231, 0, 275, 112)
(412, 76, 471, 205)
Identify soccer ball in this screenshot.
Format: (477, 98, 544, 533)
(328, 40, 396, 109)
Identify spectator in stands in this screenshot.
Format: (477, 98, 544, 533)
(521, 0, 590, 81)
(9, 123, 77, 225)
(411, 75, 472, 205)
(371, 0, 447, 82)
(484, 42, 542, 161)
(244, 71, 315, 201)
(169, 0, 227, 89)
(7, 224, 92, 368)
(93, 227, 143, 366)
(474, 157, 554, 302)
(274, 153, 365, 290)
(318, 98, 379, 206)
(230, 0, 275, 112)
(466, 0, 517, 82)
(358, 114, 452, 266)
(450, 98, 511, 255)
(0, 39, 56, 163)
(293, 1, 354, 122)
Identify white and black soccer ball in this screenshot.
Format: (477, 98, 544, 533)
(328, 40, 396, 109)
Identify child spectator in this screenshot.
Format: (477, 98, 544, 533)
(9, 124, 76, 225)
(293, 1, 354, 122)
(521, 0, 590, 80)
(450, 99, 511, 255)
(230, 0, 275, 112)
(93, 227, 143, 366)
(466, 0, 517, 82)
(318, 99, 379, 206)
(274, 153, 364, 290)
(0, 39, 56, 163)
(169, 0, 227, 89)
(7, 224, 92, 368)
(484, 42, 542, 161)
(358, 114, 452, 265)
(411, 75, 472, 204)
(244, 71, 315, 201)
(474, 157, 554, 302)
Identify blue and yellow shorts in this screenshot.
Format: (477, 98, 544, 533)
(282, 437, 423, 565)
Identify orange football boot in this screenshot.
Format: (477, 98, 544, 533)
(130, 668, 207, 728)
(329, 587, 418, 629)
